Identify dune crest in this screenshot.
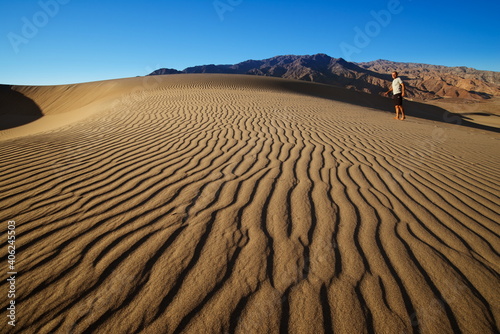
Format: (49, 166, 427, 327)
(1, 74, 499, 333)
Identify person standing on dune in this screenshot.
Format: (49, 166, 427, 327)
(385, 71, 406, 120)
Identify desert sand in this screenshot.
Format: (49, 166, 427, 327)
(1, 74, 499, 333)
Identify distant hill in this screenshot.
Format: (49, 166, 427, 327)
(149, 54, 500, 101)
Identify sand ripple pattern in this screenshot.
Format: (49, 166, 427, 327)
(1, 76, 499, 333)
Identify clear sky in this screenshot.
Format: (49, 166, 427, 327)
(1, 0, 499, 85)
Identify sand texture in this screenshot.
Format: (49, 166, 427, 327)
(1, 74, 499, 333)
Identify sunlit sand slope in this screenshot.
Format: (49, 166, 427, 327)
(1, 74, 499, 334)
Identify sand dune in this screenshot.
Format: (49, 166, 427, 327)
(1, 74, 499, 333)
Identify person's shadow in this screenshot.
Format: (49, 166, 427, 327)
(0, 85, 43, 130)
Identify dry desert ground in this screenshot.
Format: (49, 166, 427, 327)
(1, 74, 499, 333)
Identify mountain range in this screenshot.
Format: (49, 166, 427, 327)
(149, 54, 500, 102)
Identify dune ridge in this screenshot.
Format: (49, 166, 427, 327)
(1, 74, 499, 333)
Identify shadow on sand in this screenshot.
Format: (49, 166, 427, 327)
(276, 79, 500, 133)
(0, 85, 43, 130)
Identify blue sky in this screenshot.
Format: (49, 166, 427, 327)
(1, 0, 499, 85)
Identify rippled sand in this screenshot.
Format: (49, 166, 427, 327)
(1, 74, 499, 333)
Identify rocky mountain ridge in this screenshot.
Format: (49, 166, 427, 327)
(149, 54, 500, 101)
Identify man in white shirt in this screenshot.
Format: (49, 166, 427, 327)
(385, 71, 406, 120)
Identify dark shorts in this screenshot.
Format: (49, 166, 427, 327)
(393, 93, 403, 106)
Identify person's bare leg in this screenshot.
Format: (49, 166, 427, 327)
(394, 106, 400, 119)
(399, 106, 405, 120)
